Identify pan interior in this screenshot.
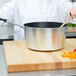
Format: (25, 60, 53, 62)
(24, 22, 67, 28)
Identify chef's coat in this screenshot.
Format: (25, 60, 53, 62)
(0, 0, 75, 40)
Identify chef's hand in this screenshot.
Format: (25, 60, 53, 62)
(67, 6, 76, 20)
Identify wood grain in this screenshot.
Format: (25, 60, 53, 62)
(3, 39, 76, 72)
(67, 27, 76, 33)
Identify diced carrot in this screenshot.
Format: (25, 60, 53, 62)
(68, 52, 73, 54)
(61, 54, 66, 57)
(73, 52, 76, 57)
(63, 51, 66, 54)
(61, 50, 76, 60)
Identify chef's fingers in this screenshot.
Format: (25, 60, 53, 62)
(67, 6, 76, 20)
(67, 9, 72, 20)
(70, 9, 74, 19)
(67, 8, 71, 20)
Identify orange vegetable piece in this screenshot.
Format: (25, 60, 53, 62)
(61, 50, 76, 60)
(63, 51, 66, 54)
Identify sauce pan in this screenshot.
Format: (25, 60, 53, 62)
(24, 22, 67, 51)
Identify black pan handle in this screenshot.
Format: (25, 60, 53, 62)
(0, 18, 7, 22)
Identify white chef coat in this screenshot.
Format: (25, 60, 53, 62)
(0, 0, 75, 40)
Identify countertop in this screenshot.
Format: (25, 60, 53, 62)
(0, 45, 76, 76)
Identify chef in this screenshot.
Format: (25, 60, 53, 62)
(0, 0, 76, 40)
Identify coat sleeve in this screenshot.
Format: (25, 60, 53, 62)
(0, 0, 16, 25)
(58, 0, 76, 23)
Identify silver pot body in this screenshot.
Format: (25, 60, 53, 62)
(24, 24, 67, 51)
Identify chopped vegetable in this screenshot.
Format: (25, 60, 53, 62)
(74, 48, 76, 53)
(61, 50, 76, 60)
(67, 23, 76, 27)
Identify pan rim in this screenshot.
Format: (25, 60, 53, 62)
(24, 22, 67, 28)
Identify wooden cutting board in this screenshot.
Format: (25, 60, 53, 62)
(3, 39, 76, 72)
(67, 27, 76, 33)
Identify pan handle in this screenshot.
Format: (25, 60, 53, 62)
(0, 18, 24, 29)
(0, 18, 7, 22)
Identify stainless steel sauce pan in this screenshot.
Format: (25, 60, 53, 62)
(24, 22, 67, 51)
